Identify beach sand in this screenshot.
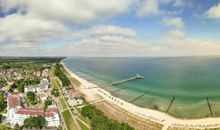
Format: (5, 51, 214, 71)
(61, 61, 220, 130)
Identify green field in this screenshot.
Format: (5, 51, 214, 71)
(62, 110, 78, 130)
(59, 98, 68, 110)
(49, 67, 61, 89)
(77, 119, 89, 130)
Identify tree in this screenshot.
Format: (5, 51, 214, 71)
(81, 105, 134, 130)
(121, 123, 134, 130)
(51, 88, 59, 97)
(54, 64, 70, 87)
(0, 92, 6, 112)
(27, 91, 36, 101)
(14, 123, 22, 130)
(90, 115, 109, 130)
(81, 105, 96, 119)
(0, 80, 8, 88)
(27, 91, 38, 105)
(23, 116, 46, 129)
(44, 99, 52, 109)
(17, 85, 24, 93)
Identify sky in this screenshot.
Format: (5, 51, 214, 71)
(0, 0, 220, 57)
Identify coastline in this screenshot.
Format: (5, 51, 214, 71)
(61, 60, 220, 129)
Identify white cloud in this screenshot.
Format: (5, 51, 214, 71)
(136, 0, 190, 17)
(167, 29, 186, 38)
(158, 38, 220, 56)
(205, 3, 220, 20)
(137, 0, 161, 17)
(0, 0, 134, 24)
(43, 37, 220, 57)
(163, 17, 184, 28)
(72, 25, 136, 39)
(0, 14, 71, 43)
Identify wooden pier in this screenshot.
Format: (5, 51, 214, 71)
(166, 96, 175, 113)
(206, 97, 213, 117)
(129, 91, 148, 103)
(110, 87, 127, 93)
(105, 74, 144, 86)
(80, 74, 144, 89)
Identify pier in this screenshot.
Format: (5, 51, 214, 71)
(166, 96, 175, 113)
(206, 97, 213, 117)
(80, 74, 144, 90)
(129, 91, 148, 103)
(110, 87, 128, 93)
(105, 74, 144, 86)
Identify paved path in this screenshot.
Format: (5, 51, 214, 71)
(50, 68, 81, 130)
(77, 99, 106, 109)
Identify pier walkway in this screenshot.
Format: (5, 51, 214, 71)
(166, 96, 175, 113)
(206, 97, 214, 117)
(129, 91, 148, 103)
(80, 74, 144, 89)
(105, 74, 144, 86)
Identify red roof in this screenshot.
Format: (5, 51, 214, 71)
(16, 108, 58, 118)
(68, 89, 81, 98)
(8, 94, 20, 109)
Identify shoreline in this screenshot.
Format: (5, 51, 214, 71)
(61, 60, 220, 129)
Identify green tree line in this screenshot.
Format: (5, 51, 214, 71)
(54, 64, 70, 87)
(81, 105, 134, 130)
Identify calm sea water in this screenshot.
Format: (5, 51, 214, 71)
(63, 57, 220, 118)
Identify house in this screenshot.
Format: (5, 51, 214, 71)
(42, 69, 49, 77)
(67, 98, 83, 107)
(7, 94, 21, 109)
(39, 93, 48, 101)
(6, 94, 22, 125)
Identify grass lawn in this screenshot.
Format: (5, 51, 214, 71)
(0, 124, 14, 130)
(77, 119, 89, 130)
(62, 110, 78, 130)
(59, 98, 68, 110)
(78, 114, 90, 125)
(49, 67, 61, 89)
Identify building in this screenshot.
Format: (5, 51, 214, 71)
(42, 69, 49, 77)
(39, 93, 48, 101)
(36, 78, 49, 92)
(25, 78, 49, 93)
(67, 89, 81, 99)
(15, 106, 60, 127)
(6, 94, 60, 127)
(24, 86, 36, 93)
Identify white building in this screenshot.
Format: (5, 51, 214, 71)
(36, 78, 49, 92)
(24, 78, 49, 93)
(24, 86, 36, 93)
(6, 94, 60, 127)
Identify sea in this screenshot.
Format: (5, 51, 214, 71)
(63, 56, 220, 119)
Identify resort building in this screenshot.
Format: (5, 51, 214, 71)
(36, 78, 49, 92)
(24, 78, 49, 93)
(6, 94, 60, 127)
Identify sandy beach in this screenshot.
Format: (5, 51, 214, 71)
(61, 61, 220, 129)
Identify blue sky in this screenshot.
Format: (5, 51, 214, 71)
(0, 0, 220, 56)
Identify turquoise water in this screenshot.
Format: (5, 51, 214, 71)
(63, 57, 220, 118)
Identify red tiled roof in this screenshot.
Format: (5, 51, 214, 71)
(8, 94, 20, 109)
(16, 108, 58, 118)
(68, 89, 81, 98)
